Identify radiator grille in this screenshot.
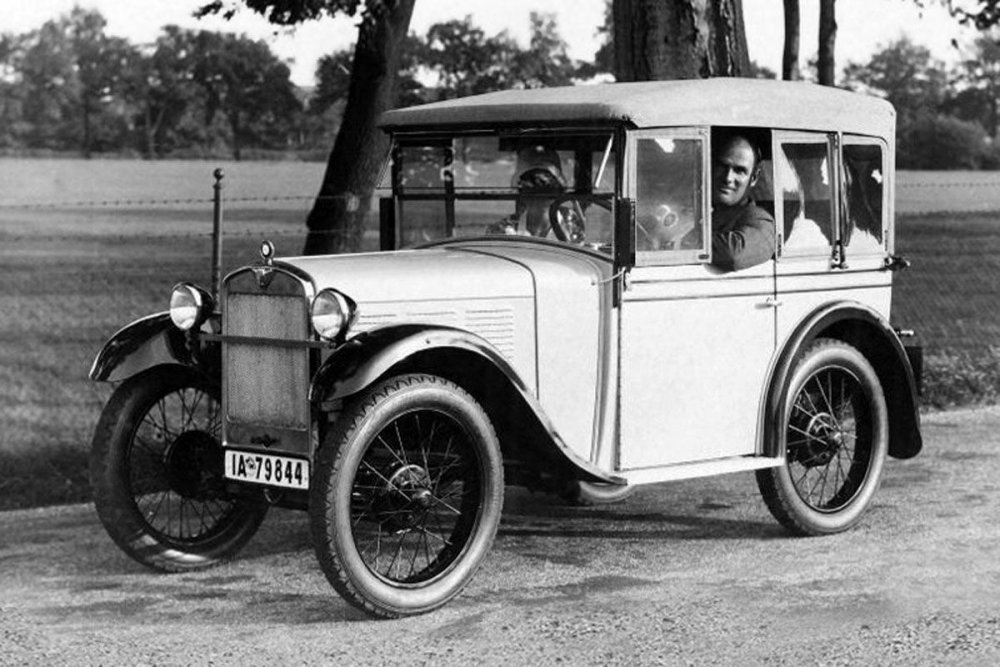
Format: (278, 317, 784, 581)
(224, 292, 309, 429)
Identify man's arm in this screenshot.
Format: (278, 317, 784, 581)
(712, 206, 776, 271)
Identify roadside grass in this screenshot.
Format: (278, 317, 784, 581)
(892, 213, 1000, 408)
(2, 161, 999, 510)
(922, 347, 1000, 410)
(1, 203, 306, 510)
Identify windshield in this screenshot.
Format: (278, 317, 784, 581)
(385, 131, 618, 253)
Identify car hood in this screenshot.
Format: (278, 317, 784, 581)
(280, 246, 536, 302)
(279, 242, 611, 304)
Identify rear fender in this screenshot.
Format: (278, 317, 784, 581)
(764, 302, 922, 460)
(310, 325, 623, 485)
(89, 312, 213, 382)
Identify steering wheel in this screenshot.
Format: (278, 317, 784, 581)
(636, 202, 698, 250)
(547, 195, 612, 244)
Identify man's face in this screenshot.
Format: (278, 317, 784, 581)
(712, 137, 758, 207)
(524, 199, 553, 236)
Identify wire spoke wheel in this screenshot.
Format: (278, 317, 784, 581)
(350, 408, 481, 584)
(785, 365, 872, 512)
(310, 374, 503, 619)
(757, 339, 888, 536)
(90, 367, 267, 571)
(127, 383, 240, 544)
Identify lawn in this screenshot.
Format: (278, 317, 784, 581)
(1, 159, 999, 509)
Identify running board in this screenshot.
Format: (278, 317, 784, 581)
(621, 456, 784, 486)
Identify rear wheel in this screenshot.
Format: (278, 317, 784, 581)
(757, 339, 888, 535)
(90, 366, 267, 571)
(310, 374, 504, 618)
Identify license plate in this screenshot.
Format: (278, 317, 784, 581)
(224, 450, 309, 490)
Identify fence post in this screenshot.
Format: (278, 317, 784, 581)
(211, 168, 224, 304)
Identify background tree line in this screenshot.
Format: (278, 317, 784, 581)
(0, 7, 591, 161)
(4, 3, 1000, 172)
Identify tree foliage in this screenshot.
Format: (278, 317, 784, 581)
(898, 113, 990, 169)
(12, 2, 1000, 175)
(951, 34, 1000, 137)
(127, 26, 200, 158)
(843, 36, 998, 169)
(2, 9, 305, 158)
(417, 12, 579, 98)
(929, 0, 1000, 28)
(421, 16, 520, 97)
(188, 31, 301, 159)
(842, 37, 949, 123)
(2, 5, 605, 162)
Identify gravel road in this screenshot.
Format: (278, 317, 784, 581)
(2, 406, 999, 666)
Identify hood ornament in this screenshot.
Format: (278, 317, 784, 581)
(254, 240, 276, 289)
(260, 240, 275, 266)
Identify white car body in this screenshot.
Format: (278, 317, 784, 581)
(90, 79, 923, 618)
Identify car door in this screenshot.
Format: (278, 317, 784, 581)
(617, 128, 777, 471)
(772, 132, 892, 346)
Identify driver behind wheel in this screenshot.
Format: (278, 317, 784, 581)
(486, 145, 585, 241)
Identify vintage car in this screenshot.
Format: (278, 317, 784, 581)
(89, 79, 922, 619)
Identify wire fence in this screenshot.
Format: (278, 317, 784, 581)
(1, 163, 1000, 507)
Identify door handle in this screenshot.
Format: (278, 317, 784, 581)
(760, 296, 783, 308)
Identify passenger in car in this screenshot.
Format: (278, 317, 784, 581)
(711, 133, 776, 271)
(486, 145, 583, 240)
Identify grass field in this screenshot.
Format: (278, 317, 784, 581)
(2, 159, 999, 509)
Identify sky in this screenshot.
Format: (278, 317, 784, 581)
(4, 0, 985, 87)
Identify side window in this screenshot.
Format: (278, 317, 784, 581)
(843, 139, 886, 255)
(633, 132, 707, 265)
(776, 138, 834, 255)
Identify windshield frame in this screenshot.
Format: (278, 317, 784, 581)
(381, 126, 622, 251)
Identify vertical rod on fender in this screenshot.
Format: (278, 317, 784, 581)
(211, 168, 224, 304)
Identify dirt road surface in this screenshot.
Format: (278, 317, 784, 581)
(2, 407, 999, 666)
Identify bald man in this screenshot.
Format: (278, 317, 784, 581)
(710, 134, 776, 271)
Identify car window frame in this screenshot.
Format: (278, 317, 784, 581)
(625, 127, 711, 267)
(841, 133, 890, 258)
(772, 130, 839, 261)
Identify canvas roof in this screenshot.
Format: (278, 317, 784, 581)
(379, 78, 895, 140)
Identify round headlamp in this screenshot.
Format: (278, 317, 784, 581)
(311, 289, 356, 342)
(169, 283, 213, 331)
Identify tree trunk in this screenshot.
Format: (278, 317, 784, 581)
(229, 112, 242, 161)
(612, 0, 750, 82)
(82, 99, 92, 159)
(149, 106, 166, 159)
(989, 81, 998, 138)
(782, 0, 801, 80)
(144, 105, 155, 159)
(818, 0, 837, 86)
(302, 0, 416, 255)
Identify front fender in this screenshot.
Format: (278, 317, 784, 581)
(764, 301, 922, 460)
(310, 324, 531, 402)
(310, 325, 623, 485)
(89, 312, 204, 382)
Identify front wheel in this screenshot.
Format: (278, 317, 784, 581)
(90, 366, 267, 572)
(757, 339, 888, 536)
(310, 374, 504, 619)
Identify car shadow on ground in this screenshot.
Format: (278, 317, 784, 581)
(498, 484, 784, 542)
